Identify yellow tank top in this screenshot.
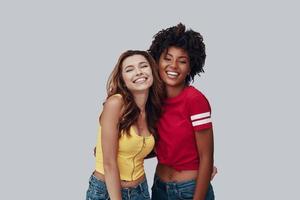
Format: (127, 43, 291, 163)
(95, 126, 155, 181)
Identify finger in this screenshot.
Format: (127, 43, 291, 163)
(211, 166, 218, 180)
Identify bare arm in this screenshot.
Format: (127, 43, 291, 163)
(100, 95, 123, 200)
(193, 128, 214, 200)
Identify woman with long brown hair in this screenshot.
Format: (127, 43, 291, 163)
(86, 50, 164, 200)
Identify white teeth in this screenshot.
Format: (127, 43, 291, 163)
(166, 71, 179, 78)
(167, 71, 179, 76)
(134, 78, 146, 83)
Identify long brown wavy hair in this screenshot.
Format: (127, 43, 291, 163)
(104, 50, 165, 139)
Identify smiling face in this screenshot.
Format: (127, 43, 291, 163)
(158, 46, 190, 88)
(121, 54, 153, 93)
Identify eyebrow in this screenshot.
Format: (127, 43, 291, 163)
(166, 53, 188, 59)
(124, 62, 148, 70)
(124, 65, 134, 70)
(139, 61, 148, 65)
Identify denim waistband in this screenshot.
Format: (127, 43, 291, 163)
(122, 179, 148, 194)
(90, 174, 147, 193)
(153, 174, 196, 192)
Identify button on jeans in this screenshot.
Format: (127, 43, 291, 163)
(151, 174, 215, 200)
(86, 174, 150, 200)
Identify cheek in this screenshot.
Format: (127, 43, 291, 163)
(146, 69, 154, 85)
(122, 74, 131, 86)
(158, 62, 165, 76)
(182, 64, 191, 75)
(158, 68, 164, 78)
(158, 58, 166, 68)
(148, 76, 154, 86)
(159, 65, 167, 80)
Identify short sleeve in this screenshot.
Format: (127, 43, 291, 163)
(187, 90, 213, 131)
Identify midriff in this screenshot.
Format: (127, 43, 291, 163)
(156, 163, 198, 182)
(93, 170, 146, 188)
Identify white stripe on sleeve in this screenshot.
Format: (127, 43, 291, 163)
(192, 118, 212, 127)
(190, 112, 210, 121)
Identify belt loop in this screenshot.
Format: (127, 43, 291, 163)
(139, 181, 143, 192)
(127, 189, 130, 199)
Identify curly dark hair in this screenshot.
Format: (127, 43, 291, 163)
(148, 23, 206, 84)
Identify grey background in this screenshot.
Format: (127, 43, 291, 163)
(1, 0, 299, 199)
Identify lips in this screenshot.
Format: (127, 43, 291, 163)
(166, 71, 179, 78)
(133, 77, 147, 83)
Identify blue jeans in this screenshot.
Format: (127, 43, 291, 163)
(151, 174, 215, 200)
(86, 174, 150, 200)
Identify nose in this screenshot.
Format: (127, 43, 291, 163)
(170, 60, 178, 69)
(135, 67, 143, 76)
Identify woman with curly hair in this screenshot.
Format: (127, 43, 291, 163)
(148, 23, 215, 200)
(86, 50, 165, 200)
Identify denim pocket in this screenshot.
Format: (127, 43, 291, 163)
(139, 180, 150, 199)
(178, 183, 215, 200)
(178, 188, 194, 200)
(178, 181, 195, 200)
(141, 188, 150, 199)
(86, 176, 109, 200)
(86, 190, 109, 200)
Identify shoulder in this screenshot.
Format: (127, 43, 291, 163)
(103, 94, 124, 111)
(186, 86, 208, 102)
(100, 94, 124, 125)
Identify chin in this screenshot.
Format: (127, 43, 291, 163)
(163, 79, 178, 86)
(130, 85, 151, 92)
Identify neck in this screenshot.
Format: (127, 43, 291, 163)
(132, 90, 149, 112)
(166, 84, 186, 98)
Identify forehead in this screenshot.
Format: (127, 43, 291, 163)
(165, 46, 188, 57)
(122, 54, 148, 68)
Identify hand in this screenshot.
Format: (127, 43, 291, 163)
(211, 166, 218, 180)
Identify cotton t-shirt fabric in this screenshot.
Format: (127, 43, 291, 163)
(156, 86, 213, 171)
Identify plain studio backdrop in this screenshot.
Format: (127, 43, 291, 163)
(1, 0, 299, 199)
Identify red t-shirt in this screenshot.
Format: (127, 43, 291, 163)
(156, 86, 213, 171)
